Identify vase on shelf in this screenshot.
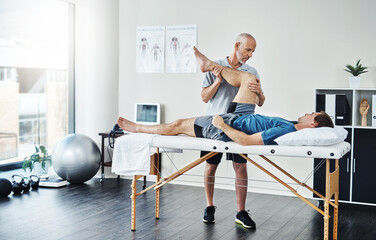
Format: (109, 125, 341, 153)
(32, 161, 51, 176)
(349, 76, 361, 88)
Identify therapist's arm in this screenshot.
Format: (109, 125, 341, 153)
(201, 67, 223, 103)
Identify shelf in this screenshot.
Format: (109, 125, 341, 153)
(353, 90, 376, 126)
(314, 88, 376, 206)
(336, 125, 352, 128)
(316, 88, 376, 91)
(103, 162, 113, 167)
(353, 126, 376, 130)
(334, 125, 376, 129)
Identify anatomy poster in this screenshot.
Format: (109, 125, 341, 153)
(165, 24, 197, 73)
(136, 26, 165, 73)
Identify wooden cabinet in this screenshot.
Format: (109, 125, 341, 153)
(314, 88, 376, 205)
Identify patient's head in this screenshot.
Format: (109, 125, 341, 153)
(314, 111, 334, 128)
(297, 111, 334, 128)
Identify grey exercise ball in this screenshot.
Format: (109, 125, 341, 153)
(52, 134, 101, 183)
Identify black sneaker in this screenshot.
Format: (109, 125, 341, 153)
(203, 206, 216, 223)
(235, 210, 256, 229)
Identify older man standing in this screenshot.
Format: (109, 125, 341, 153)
(200, 33, 265, 229)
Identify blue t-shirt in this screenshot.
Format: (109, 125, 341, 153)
(231, 114, 297, 145)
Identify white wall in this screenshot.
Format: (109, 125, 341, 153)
(75, 0, 119, 144)
(119, 0, 376, 196)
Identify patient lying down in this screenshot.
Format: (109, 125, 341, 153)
(117, 111, 333, 146)
(117, 47, 334, 146)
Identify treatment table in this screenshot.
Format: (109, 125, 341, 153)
(129, 135, 350, 240)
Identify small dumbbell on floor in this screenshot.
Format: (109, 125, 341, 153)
(11, 174, 25, 194)
(22, 176, 31, 192)
(29, 175, 40, 190)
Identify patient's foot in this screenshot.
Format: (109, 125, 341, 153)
(193, 46, 215, 73)
(117, 117, 138, 133)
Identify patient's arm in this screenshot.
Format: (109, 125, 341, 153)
(212, 115, 263, 146)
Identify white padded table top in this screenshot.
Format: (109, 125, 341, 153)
(151, 135, 351, 159)
(151, 135, 223, 153)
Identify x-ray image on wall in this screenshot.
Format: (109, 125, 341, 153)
(136, 105, 157, 123)
(136, 26, 165, 73)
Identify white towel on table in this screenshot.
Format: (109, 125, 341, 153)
(112, 133, 157, 176)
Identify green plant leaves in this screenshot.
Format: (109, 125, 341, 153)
(345, 59, 368, 76)
(40, 145, 47, 155)
(22, 160, 34, 171)
(22, 145, 52, 172)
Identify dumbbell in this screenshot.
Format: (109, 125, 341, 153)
(11, 174, 24, 194)
(22, 176, 31, 192)
(29, 175, 40, 190)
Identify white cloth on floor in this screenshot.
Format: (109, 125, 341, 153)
(112, 133, 157, 176)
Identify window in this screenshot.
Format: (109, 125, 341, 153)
(0, 0, 75, 165)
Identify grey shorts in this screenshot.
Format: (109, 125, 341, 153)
(227, 102, 255, 114)
(198, 103, 255, 163)
(194, 113, 240, 141)
(194, 103, 255, 141)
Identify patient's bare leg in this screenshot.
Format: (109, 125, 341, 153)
(117, 117, 196, 137)
(194, 47, 258, 104)
(231, 74, 258, 104)
(193, 46, 217, 72)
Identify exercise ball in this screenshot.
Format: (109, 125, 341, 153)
(52, 134, 101, 183)
(0, 178, 12, 198)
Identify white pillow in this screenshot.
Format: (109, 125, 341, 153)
(274, 126, 348, 146)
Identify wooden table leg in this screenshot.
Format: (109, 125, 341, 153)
(324, 201, 330, 240)
(131, 175, 137, 231)
(130, 152, 216, 231)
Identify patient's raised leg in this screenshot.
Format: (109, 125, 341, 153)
(194, 47, 258, 104)
(117, 117, 196, 137)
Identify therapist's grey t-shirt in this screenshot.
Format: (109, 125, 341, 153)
(202, 58, 260, 115)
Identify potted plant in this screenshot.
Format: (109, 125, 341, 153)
(22, 145, 52, 175)
(345, 59, 368, 88)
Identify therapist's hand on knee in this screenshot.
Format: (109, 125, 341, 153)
(212, 115, 225, 129)
(248, 78, 261, 95)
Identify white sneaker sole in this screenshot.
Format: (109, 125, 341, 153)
(235, 218, 254, 229)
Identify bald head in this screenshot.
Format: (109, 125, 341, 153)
(235, 33, 256, 45)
